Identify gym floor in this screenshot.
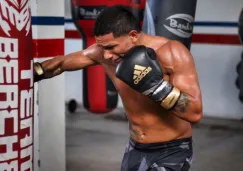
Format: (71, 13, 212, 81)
(66, 108, 243, 171)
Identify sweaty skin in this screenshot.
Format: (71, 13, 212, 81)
(41, 32, 202, 143)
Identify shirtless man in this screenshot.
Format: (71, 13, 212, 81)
(34, 5, 202, 171)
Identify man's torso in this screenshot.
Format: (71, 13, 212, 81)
(91, 35, 192, 143)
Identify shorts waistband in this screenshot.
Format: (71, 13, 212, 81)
(129, 137, 192, 150)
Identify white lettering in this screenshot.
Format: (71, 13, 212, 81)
(170, 19, 177, 27)
(0, 109, 18, 135)
(80, 8, 101, 18)
(0, 135, 18, 161)
(169, 19, 192, 31)
(21, 60, 33, 87)
(0, 160, 18, 171)
(21, 146, 33, 171)
(20, 117, 32, 147)
(20, 88, 33, 118)
(0, 59, 18, 83)
(164, 13, 194, 38)
(0, 85, 18, 109)
(0, 37, 18, 58)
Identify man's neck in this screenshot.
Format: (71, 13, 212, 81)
(136, 32, 152, 46)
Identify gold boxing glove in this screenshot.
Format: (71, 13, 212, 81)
(34, 62, 45, 82)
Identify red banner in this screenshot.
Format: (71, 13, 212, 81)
(0, 0, 34, 170)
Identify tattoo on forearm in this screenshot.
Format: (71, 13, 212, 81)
(173, 93, 189, 113)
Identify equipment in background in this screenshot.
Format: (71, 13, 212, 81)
(129, 0, 146, 27)
(70, 0, 119, 113)
(239, 8, 243, 43)
(235, 52, 243, 102)
(0, 0, 34, 168)
(68, 99, 78, 113)
(143, 0, 197, 50)
(235, 8, 243, 102)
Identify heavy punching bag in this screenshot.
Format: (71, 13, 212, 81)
(236, 8, 243, 102)
(239, 8, 243, 43)
(71, 0, 121, 113)
(143, 0, 197, 50)
(0, 0, 34, 170)
(129, 0, 146, 26)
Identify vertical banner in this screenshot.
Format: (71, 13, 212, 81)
(0, 0, 34, 171)
(143, 0, 197, 49)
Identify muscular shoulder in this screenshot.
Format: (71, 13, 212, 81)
(155, 40, 196, 74)
(83, 43, 103, 63)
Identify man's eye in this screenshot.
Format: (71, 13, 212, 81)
(104, 46, 115, 50)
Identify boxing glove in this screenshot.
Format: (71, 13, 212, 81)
(34, 62, 45, 82)
(115, 45, 181, 110)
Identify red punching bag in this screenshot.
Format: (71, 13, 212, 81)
(70, 0, 130, 113)
(0, 0, 34, 170)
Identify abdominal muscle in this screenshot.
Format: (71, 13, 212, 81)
(120, 87, 192, 143)
(103, 64, 192, 144)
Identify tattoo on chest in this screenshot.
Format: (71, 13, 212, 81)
(173, 93, 189, 113)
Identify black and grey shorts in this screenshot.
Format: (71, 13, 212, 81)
(121, 137, 193, 171)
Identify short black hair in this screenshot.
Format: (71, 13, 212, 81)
(93, 5, 141, 37)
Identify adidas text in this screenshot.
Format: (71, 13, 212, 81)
(134, 67, 152, 84)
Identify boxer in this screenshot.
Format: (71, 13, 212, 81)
(34, 5, 202, 171)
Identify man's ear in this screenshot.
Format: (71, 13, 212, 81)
(128, 30, 139, 43)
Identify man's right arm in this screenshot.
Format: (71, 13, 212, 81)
(34, 44, 101, 82)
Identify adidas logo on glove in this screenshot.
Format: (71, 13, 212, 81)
(133, 65, 152, 84)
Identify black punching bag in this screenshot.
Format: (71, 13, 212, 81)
(71, 0, 124, 113)
(237, 8, 243, 102)
(239, 8, 243, 43)
(143, 0, 197, 50)
(129, 0, 146, 27)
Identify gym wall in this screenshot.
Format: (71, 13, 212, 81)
(64, 0, 243, 119)
(192, 0, 242, 119)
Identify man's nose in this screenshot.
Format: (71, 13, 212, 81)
(103, 50, 113, 60)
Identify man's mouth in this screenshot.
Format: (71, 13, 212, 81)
(114, 58, 122, 64)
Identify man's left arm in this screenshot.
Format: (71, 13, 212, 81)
(115, 42, 202, 123)
(157, 41, 203, 123)
(169, 71, 202, 123)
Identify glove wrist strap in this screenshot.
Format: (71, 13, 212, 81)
(34, 62, 45, 82)
(161, 87, 181, 110)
